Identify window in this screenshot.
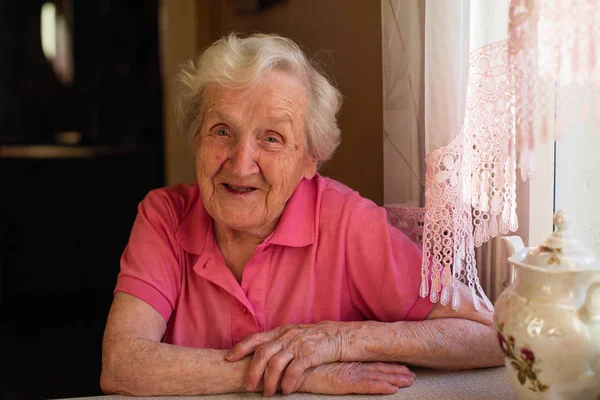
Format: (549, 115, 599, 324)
(517, 129, 600, 253)
(555, 132, 600, 253)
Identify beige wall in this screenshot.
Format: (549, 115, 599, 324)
(382, 0, 425, 206)
(162, 0, 383, 204)
(160, 0, 199, 185)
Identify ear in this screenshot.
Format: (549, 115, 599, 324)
(302, 157, 319, 180)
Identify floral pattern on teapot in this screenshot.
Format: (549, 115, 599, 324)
(537, 245, 562, 266)
(496, 322, 549, 394)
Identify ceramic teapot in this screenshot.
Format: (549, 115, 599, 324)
(495, 211, 600, 400)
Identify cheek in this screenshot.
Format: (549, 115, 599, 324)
(261, 153, 302, 192)
(196, 146, 227, 176)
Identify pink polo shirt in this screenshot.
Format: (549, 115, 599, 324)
(115, 174, 433, 349)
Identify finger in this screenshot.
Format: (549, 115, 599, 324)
(226, 331, 275, 361)
(280, 358, 312, 395)
(367, 372, 415, 388)
(262, 350, 294, 397)
(352, 379, 399, 395)
(363, 362, 415, 377)
(245, 342, 284, 390)
(352, 371, 413, 394)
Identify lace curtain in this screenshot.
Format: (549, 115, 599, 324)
(383, 0, 599, 310)
(383, 0, 517, 311)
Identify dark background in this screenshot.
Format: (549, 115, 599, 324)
(0, 1, 164, 398)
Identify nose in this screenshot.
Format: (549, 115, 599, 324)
(226, 137, 260, 177)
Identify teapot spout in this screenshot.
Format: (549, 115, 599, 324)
(501, 236, 525, 257)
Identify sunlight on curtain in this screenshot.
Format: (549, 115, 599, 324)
(509, 0, 600, 179)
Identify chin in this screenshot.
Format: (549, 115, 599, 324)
(216, 212, 265, 233)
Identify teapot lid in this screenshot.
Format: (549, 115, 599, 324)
(521, 211, 599, 270)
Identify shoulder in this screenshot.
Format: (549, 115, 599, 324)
(316, 176, 387, 244)
(138, 184, 200, 228)
(316, 175, 384, 219)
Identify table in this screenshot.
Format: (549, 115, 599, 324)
(65, 367, 515, 400)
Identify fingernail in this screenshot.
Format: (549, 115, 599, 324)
(411, 372, 416, 378)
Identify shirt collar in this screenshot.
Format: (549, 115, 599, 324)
(265, 176, 316, 248)
(175, 186, 213, 255)
(175, 176, 317, 254)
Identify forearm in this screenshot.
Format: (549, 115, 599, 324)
(101, 338, 256, 396)
(340, 319, 504, 369)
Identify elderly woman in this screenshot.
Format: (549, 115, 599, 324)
(101, 33, 503, 396)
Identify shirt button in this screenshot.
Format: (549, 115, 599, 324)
(243, 307, 249, 314)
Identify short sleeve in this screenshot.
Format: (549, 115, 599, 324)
(115, 190, 183, 322)
(345, 199, 434, 322)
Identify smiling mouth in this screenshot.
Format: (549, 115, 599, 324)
(222, 183, 258, 194)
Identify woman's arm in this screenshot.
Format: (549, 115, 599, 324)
(100, 292, 253, 396)
(342, 283, 504, 369)
(226, 283, 504, 395)
(101, 292, 414, 396)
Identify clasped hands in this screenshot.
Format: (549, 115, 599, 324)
(225, 321, 415, 396)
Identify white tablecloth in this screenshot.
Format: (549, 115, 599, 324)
(65, 367, 515, 400)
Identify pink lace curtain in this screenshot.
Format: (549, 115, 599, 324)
(384, 1, 517, 311)
(383, 0, 599, 311)
(420, 1, 517, 311)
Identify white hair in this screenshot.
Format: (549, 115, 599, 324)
(175, 32, 342, 166)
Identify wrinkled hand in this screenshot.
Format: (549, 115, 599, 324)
(226, 322, 347, 396)
(297, 362, 415, 396)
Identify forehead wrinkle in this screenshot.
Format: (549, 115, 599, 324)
(264, 110, 294, 129)
(202, 103, 245, 130)
(204, 109, 234, 122)
(201, 85, 251, 122)
(263, 90, 308, 137)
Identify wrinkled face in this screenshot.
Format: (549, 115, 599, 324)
(195, 70, 318, 237)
